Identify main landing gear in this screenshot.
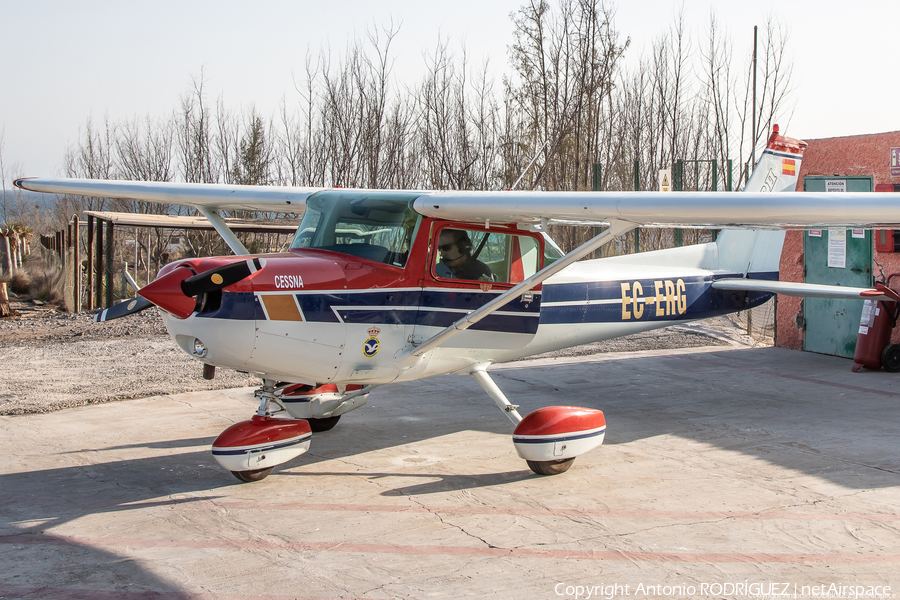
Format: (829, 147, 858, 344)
(469, 366, 607, 476)
(210, 371, 604, 481)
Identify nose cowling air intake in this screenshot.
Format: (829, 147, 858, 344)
(139, 257, 265, 319)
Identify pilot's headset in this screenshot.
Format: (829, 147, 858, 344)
(454, 230, 473, 255)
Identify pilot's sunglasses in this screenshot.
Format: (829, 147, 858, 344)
(438, 243, 456, 251)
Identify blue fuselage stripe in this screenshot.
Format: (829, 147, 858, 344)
(197, 271, 777, 332)
(539, 272, 776, 324)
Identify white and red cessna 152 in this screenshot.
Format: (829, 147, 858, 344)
(16, 126, 900, 482)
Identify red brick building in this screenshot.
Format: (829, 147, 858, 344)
(776, 131, 900, 350)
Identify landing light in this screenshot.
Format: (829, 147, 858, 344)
(193, 338, 208, 358)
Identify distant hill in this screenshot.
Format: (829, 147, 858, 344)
(2, 189, 54, 210)
(2, 189, 53, 208)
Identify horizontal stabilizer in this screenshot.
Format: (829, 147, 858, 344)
(711, 279, 900, 302)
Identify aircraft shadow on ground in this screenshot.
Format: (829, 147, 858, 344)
(0, 449, 236, 597)
(0, 536, 199, 598)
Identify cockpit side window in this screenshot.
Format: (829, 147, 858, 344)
(292, 191, 423, 267)
(433, 226, 542, 284)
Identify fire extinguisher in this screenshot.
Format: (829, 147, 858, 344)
(852, 279, 900, 372)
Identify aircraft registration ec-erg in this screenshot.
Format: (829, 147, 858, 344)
(16, 126, 900, 482)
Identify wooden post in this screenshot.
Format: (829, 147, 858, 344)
(105, 219, 114, 308)
(62, 222, 74, 310)
(86, 216, 94, 310)
(72, 215, 81, 312)
(0, 282, 9, 318)
(94, 219, 104, 310)
(1, 235, 11, 276)
(12, 232, 20, 269)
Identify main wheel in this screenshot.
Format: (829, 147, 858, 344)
(231, 467, 273, 483)
(882, 344, 900, 373)
(308, 415, 341, 432)
(526, 458, 575, 476)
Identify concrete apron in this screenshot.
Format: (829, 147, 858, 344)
(1, 345, 899, 599)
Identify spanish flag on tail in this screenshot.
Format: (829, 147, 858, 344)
(782, 158, 796, 175)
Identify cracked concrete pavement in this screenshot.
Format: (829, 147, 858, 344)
(2, 343, 899, 598)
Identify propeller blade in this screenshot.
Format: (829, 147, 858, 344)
(93, 296, 154, 322)
(181, 257, 265, 297)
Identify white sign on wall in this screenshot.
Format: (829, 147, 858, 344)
(828, 229, 847, 269)
(826, 179, 847, 193)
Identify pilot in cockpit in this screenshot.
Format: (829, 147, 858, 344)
(436, 229, 494, 281)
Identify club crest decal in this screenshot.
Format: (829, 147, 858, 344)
(363, 326, 381, 358)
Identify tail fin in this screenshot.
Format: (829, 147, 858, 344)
(716, 126, 807, 276)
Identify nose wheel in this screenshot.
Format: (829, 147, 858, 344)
(212, 380, 313, 483)
(526, 458, 575, 476)
(308, 415, 341, 432)
(231, 467, 273, 482)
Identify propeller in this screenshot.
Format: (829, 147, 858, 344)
(181, 257, 265, 297)
(93, 296, 154, 322)
(95, 257, 266, 322)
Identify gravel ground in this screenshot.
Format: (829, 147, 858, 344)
(1, 298, 754, 416)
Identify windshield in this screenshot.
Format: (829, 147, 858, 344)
(291, 190, 423, 266)
(542, 232, 564, 266)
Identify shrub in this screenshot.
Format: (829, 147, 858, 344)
(8, 270, 31, 295)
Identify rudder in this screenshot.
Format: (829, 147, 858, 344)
(717, 126, 807, 276)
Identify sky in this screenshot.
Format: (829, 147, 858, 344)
(1, 0, 898, 180)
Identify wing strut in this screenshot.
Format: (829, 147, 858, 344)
(198, 207, 249, 255)
(398, 220, 636, 362)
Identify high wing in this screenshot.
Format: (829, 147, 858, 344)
(412, 190, 900, 229)
(15, 177, 322, 255)
(13, 177, 320, 212)
(16, 177, 900, 230)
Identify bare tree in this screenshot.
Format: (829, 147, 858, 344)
(177, 72, 217, 184)
(36, 2, 795, 262)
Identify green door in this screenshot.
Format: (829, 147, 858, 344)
(803, 176, 873, 357)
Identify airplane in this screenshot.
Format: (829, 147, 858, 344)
(15, 125, 900, 482)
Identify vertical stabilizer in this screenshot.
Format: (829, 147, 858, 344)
(717, 126, 807, 276)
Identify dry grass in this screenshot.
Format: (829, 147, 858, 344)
(7, 271, 31, 295)
(2, 254, 67, 310)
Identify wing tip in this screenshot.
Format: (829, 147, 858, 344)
(13, 177, 37, 190)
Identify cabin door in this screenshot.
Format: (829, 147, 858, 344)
(413, 224, 543, 350)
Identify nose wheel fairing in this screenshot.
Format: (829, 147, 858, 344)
(211, 415, 312, 475)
